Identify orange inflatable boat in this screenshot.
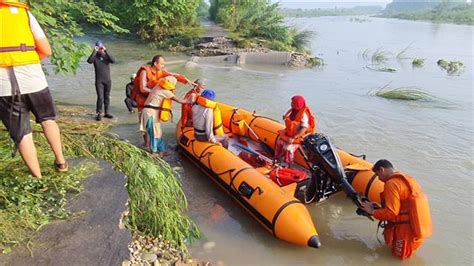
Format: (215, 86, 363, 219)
(176, 102, 385, 248)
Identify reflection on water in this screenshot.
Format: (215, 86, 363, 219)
(48, 16, 472, 265)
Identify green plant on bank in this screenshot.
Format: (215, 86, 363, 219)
(97, 0, 203, 42)
(0, 131, 97, 254)
(209, 0, 312, 52)
(0, 106, 199, 255)
(412, 58, 425, 67)
(27, 0, 128, 74)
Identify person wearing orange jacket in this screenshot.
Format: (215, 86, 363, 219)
(180, 78, 205, 128)
(274, 95, 316, 166)
(0, 0, 68, 177)
(132, 54, 194, 148)
(361, 159, 432, 260)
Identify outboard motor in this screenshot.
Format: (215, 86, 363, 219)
(301, 133, 373, 219)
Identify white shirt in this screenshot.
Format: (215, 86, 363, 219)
(0, 11, 48, 96)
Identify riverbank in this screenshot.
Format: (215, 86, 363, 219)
(0, 106, 200, 265)
(378, 3, 474, 25)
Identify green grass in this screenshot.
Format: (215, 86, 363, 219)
(373, 87, 434, 101)
(0, 106, 199, 255)
(361, 48, 389, 64)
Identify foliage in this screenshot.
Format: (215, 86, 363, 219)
(412, 58, 425, 67)
(437, 59, 464, 75)
(0, 106, 199, 255)
(98, 0, 202, 42)
(0, 129, 96, 254)
(362, 48, 389, 64)
(209, 0, 312, 52)
(381, 2, 474, 25)
(370, 85, 434, 101)
(27, 0, 127, 74)
(197, 0, 210, 18)
(281, 6, 383, 17)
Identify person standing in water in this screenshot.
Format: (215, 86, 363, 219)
(87, 40, 115, 121)
(360, 159, 432, 260)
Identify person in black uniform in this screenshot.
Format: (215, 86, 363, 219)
(87, 40, 115, 121)
(124, 73, 137, 113)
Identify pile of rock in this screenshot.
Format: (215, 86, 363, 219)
(123, 235, 193, 266)
(288, 52, 324, 68)
(192, 36, 270, 57)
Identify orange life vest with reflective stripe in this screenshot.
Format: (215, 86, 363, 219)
(279, 107, 316, 143)
(0, 2, 40, 67)
(195, 96, 224, 136)
(387, 173, 432, 239)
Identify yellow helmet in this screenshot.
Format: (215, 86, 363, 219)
(160, 76, 177, 91)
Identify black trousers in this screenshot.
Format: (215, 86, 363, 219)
(95, 80, 112, 114)
(124, 98, 137, 112)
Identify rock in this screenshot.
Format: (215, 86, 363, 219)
(142, 253, 158, 263)
(154, 260, 161, 266)
(184, 61, 199, 69)
(122, 259, 131, 266)
(150, 246, 159, 253)
(203, 241, 216, 251)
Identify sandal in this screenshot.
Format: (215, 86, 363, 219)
(54, 161, 69, 173)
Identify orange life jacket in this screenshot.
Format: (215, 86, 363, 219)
(279, 107, 316, 143)
(0, 2, 41, 67)
(378, 173, 432, 259)
(194, 96, 224, 136)
(131, 66, 180, 112)
(180, 89, 198, 128)
(384, 173, 433, 239)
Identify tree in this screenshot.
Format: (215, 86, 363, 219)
(27, 0, 127, 74)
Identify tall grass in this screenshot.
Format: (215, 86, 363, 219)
(370, 86, 434, 101)
(0, 106, 199, 254)
(210, 0, 312, 52)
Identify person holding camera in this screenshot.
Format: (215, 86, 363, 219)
(87, 40, 115, 121)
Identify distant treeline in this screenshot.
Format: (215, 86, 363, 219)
(281, 6, 383, 17)
(381, 2, 474, 25)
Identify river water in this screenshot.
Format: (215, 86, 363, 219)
(47, 16, 472, 265)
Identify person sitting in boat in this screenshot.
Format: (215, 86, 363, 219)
(192, 89, 229, 148)
(360, 159, 432, 260)
(275, 95, 316, 166)
(124, 73, 137, 113)
(180, 79, 205, 128)
(139, 76, 186, 157)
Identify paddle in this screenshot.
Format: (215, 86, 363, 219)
(232, 143, 274, 165)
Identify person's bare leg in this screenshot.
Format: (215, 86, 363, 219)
(41, 120, 66, 164)
(18, 133, 42, 178)
(143, 132, 149, 150)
